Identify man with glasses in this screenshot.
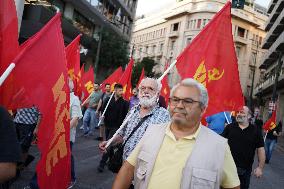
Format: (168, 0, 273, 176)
(112, 78, 240, 189)
(99, 78, 170, 174)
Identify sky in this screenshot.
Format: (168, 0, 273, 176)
(136, 0, 271, 16)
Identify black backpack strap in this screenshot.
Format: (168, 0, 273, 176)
(123, 114, 152, 145)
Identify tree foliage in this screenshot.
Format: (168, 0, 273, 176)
(132, 57, 161, 87)
(95, 28, 129, 81)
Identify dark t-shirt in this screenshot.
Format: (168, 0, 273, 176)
(103, 97, 129, 128)
(222, 122, 264, 169)
(0, 106, 21, 163)
(267, 122, 282, 141)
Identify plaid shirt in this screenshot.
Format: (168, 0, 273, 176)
(120, 105, 171, 160)
(14, 107, 40, 125)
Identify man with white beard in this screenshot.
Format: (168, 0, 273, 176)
(98, 78, 170, 172)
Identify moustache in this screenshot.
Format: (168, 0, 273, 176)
(173, 109, 187, 115)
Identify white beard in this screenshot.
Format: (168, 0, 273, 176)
(139, 94, 158, 108)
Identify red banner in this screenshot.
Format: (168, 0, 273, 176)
(81, 66, 95, 101)
(175, 2, 244, 116)
(0, 0, 19, 106)
(263, 109, 277, 131)
(120, 58, 134, 100)
(100, 66, 123, 92)
(65, 34, 81, 97)
(1, 13, 70, 189)
(137, 68, 145, 87)
(161, 63, 170, 106)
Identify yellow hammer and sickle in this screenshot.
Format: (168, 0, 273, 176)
(68, 69, 75, 80)
(193, 60, 207, 87)
(85, 81, 94, 94)
(208, 68, 224, 82)
(193, 59, 225, 87)
(111, 82, 117, 92)
(123, 85, 127, 93)
(270, 122, 276, 130)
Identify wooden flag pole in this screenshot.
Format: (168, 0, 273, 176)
(0, 63, 15, 86)
(105, 59, 177, 148)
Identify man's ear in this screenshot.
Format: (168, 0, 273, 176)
(200, 106, 207, 115)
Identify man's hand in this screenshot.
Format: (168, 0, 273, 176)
(33, 127, 38, 136)
(253, 167, 263, 178)
(99, 141, 108, 153)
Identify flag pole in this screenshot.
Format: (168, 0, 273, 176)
(224, 112, 231, 124)
(158, 60, 177, 82)
(105, 59, 177, 148)
(264, 131, 268, 142)
(0, 63, 15, 86)
(97, 91, 115, 126)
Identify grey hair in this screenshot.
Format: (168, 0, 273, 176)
(139, 77, 162, 92)
(170, 78, 209, 108)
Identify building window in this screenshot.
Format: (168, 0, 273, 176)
(172, 23, 179, 31)
(236, 46, 241, 57)
(197, 19, 202, 29)
(160, 43, 164, 52)
(246, 85, 251, 96)
(193, 20, 196, 28)
(202, 19, 207, 27)
(237, 27, 245, 38)
(145, 46, 149, 54)
(139, 48, 142, 56)
(186, 37, 192, 46)
(259, 36, 262, 46)
(170, 40, 175, 50)
(152, 45, 156, 54)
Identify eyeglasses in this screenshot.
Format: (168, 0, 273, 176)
(169, 97, 201, 107)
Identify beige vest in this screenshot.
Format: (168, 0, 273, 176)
(134, 122, 227, 189)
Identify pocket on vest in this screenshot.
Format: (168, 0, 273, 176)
(136, 151, 151, 180)
(191, 168, 217, 189)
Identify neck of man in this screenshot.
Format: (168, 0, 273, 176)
(171, 119, 200, 140)
(114, 94, 120, 100)
(238, 121, 249, 129)
(140, 105, 153, 117)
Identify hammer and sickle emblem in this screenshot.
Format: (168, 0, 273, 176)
(270, 122, 276, 130)
(193, 59, 225, 87)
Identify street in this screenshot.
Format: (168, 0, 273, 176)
(11, 127, 284, 189)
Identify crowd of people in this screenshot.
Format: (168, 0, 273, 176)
(0, 77, 283, 189)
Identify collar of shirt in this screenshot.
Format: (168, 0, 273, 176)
(133, 104, 159, 118)
(165, 123, 201, 141)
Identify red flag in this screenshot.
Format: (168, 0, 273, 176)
(120, 58, 134, 100)
(0, 0, 19, 106)
(137, 68, 145, 87)
(175, 2, 244, 116)
(160, 63, 170, 106)
(263, 110, 277, 131)
(66, 34, 81, 79)
(65, 35, 81, 97)
(81, 66, 95, 101)
(1, 14, 70, 189)
(0, 0, 19, 75)
(100, 66, 123, 92)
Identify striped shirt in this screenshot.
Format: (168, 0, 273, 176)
(120, 105, 171, 160)
(14, 107, 40, 125)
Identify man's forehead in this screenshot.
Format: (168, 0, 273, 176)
(173, 85, 200, 98)
(141, 79, 156, 88)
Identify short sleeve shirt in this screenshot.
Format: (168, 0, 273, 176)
(222, 122, 264, 169)
(119, 105, 171, 160)
(70, 93, 83, 143)
(88, 91, 102, 107)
